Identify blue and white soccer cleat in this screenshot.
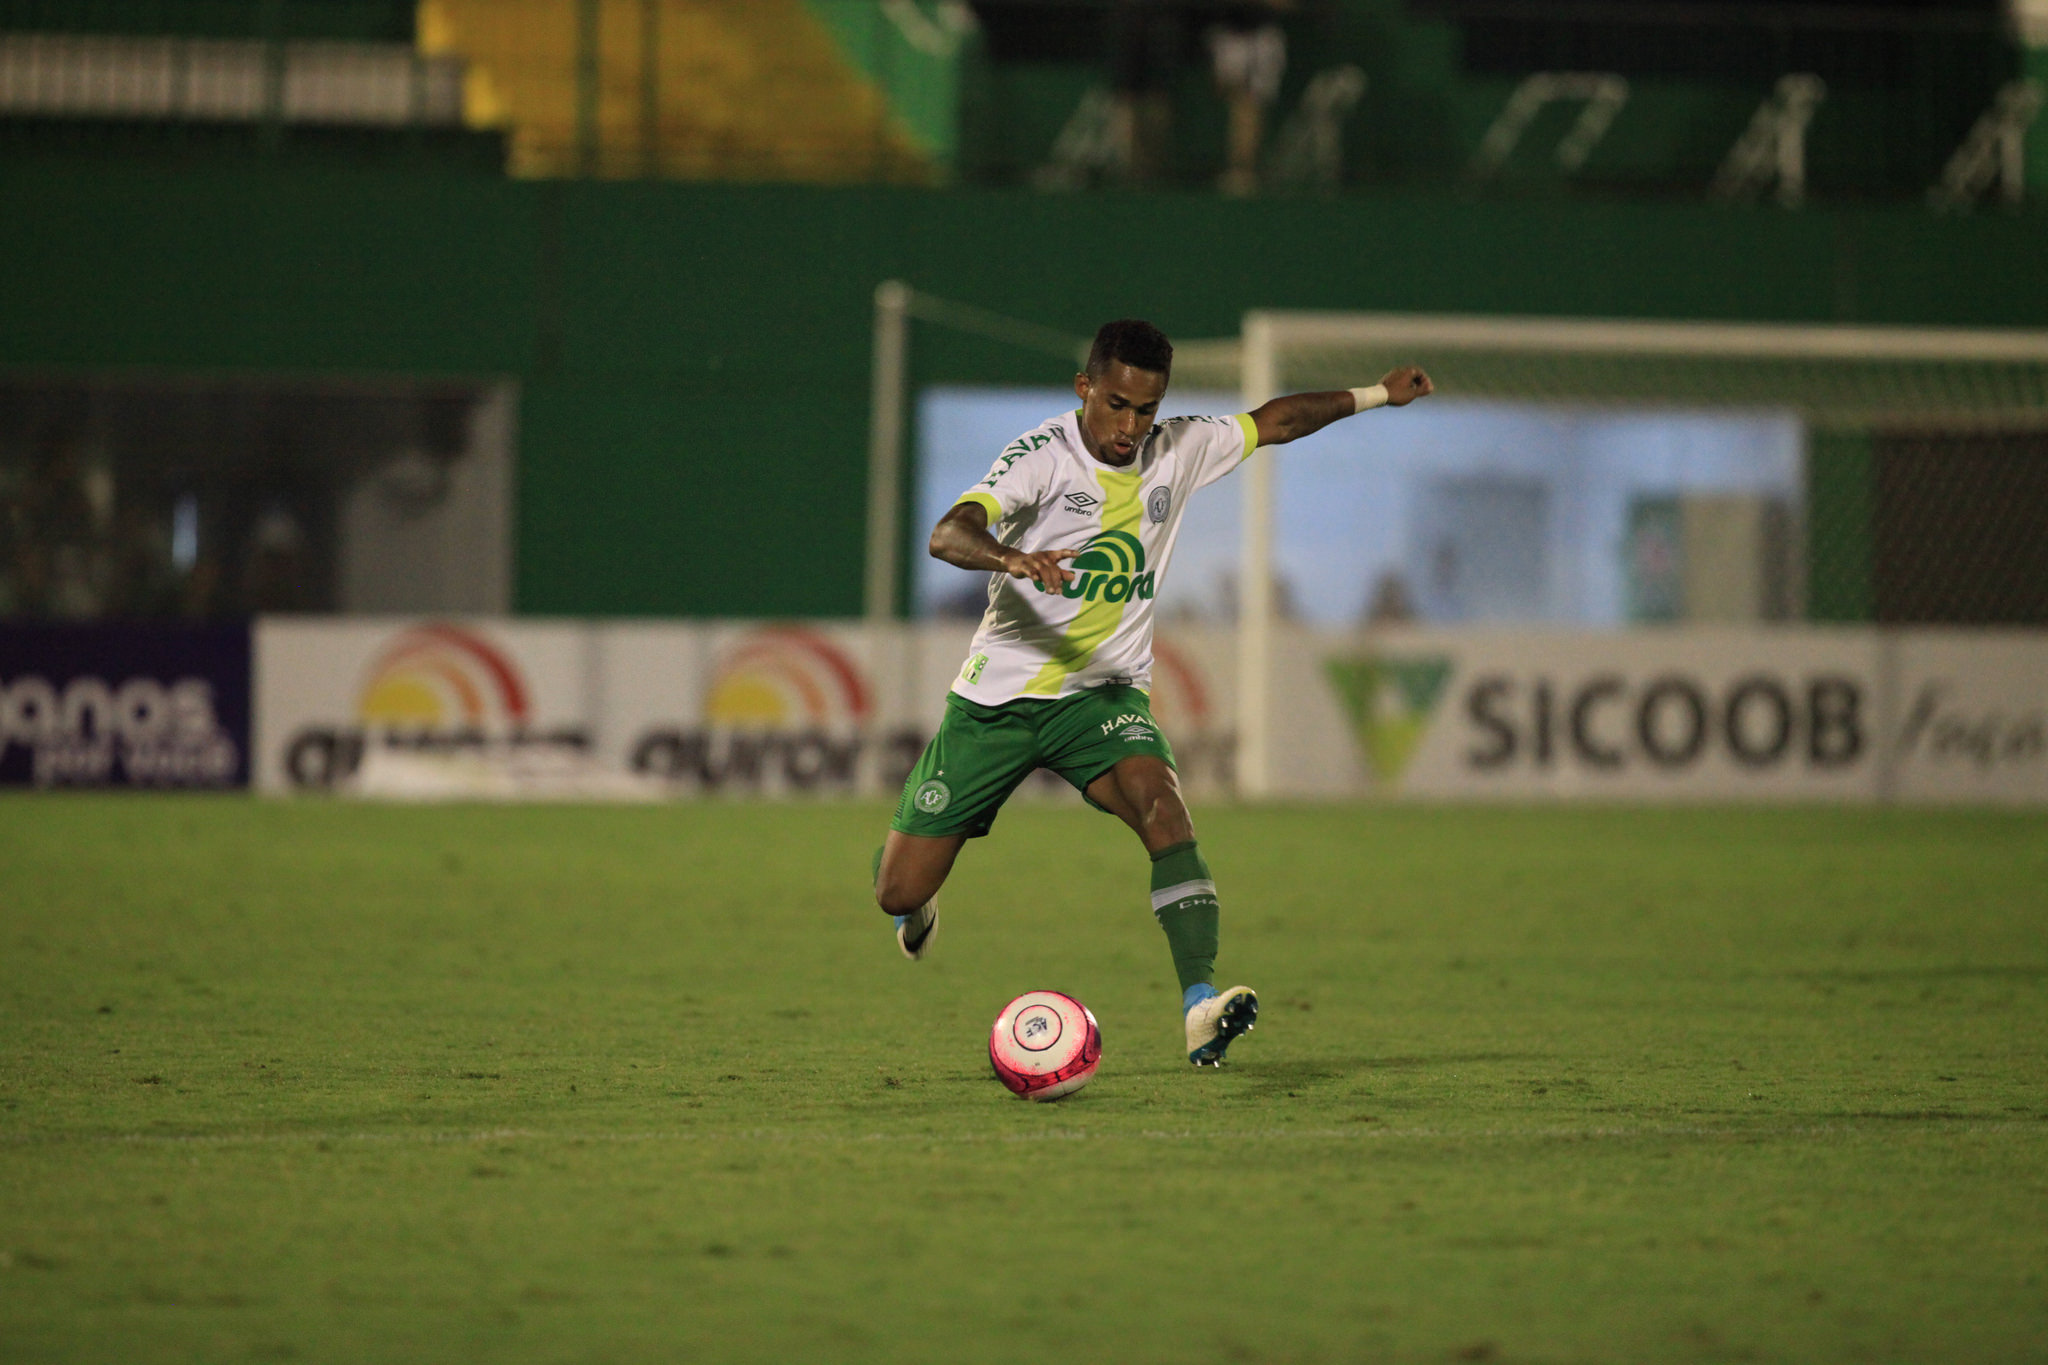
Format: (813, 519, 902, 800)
(894, 900, 937, 961)
(1184, 984, 1257, 1066)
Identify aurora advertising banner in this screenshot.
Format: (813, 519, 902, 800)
(246, 618, 2043, 805)
(252, 618, 591, 793)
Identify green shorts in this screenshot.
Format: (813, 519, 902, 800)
(890, 684, 1176, 839)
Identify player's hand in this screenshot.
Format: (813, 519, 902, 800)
(1380, 366, 1434, 406)
(1004, 547, 1081, 593)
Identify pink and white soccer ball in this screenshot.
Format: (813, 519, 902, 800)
(989, 990, 1102, 1101)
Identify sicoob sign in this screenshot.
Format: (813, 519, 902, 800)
(1289, 628, 1882, 800)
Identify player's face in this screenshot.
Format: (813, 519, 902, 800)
(1074, 361, 1167, 466)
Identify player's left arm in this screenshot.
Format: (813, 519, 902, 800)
(1248, 365, 1433, 448)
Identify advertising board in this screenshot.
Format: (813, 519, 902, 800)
(0, 623, 250, 788)
(1274, 627, 1884, 802)
(1890, 632, 2048, 805)
(597, 621, 926, 797)
(1145, 628, 1238, 797)
(223, 618, 2046, 805)
(253, 618, 591, 793)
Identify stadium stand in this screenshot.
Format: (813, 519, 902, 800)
(0, 0, 502, 167)
(2, 0, 2037, 200)
(416, 0, 936, 181)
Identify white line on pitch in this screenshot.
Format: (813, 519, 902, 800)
(0, 1120, 2033, 1150)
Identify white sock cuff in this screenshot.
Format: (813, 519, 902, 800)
(1150, 879, 1218, 915)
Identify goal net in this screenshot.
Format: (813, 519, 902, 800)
(1222, 311, 2048, 794)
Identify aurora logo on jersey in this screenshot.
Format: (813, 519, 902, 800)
(1058, 530, 1155, 603)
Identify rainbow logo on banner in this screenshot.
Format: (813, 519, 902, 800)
(704, 629, 872, 729)
(356, 623, 531, 731)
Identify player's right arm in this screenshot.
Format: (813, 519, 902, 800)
(929, 502, 1079, 593)
(1249, 366, 1433, 447)
(936, 429, 1080, 592)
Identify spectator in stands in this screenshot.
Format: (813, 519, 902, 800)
(240, 502, 311, 614)
(106, 501, 181, 619)
(1208, 0, 1290, 195)
(0, 461, 20, 617)
(1364, 569, 1417, 624)
(1108, 0, 1187, 183)
(6, 433, 103, 619)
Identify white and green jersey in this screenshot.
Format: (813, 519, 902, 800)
(949, 409, 1258, 705)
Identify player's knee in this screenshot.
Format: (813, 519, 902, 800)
(1144, 806, 1195, 847)
(1138, 789, 1195, 847)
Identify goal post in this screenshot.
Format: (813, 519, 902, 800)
(865, 280, 1088, 622)
(1233, 310, 2048, 796)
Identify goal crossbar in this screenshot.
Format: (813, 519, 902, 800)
(1234, 311, 2048, 431)
(1244, 311, 2048, 364)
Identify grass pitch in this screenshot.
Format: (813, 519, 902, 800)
(2, 796, 2044, 1364)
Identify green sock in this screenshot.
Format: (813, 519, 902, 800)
(1150, 840, 1219, 996)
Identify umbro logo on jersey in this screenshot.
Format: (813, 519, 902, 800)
(1063, 491, 1101, 514)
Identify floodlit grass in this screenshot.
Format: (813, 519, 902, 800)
(2, 795, 2045, 1363)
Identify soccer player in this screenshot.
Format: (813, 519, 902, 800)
(875, 319, 1431, 1066)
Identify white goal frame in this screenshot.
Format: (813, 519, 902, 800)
(1231, 310, 2048, 796)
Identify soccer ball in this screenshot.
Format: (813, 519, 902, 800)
(989, 990, 1102, 1101)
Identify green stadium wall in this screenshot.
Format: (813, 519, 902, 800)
(1, 162, 2043, 617)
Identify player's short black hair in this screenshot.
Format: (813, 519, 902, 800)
(1085, 319, 1173, 380)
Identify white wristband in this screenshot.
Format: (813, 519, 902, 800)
(1349, 384, 1389, 412)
